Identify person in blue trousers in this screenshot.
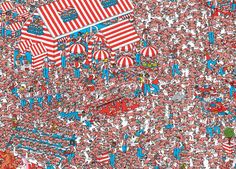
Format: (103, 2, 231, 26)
(218, 67, 225, 76)
(12, 87, 19, 97)
(135, 52, 141, 66)
(207, 59, 217, 71)
(231, 2, 236, 11)
(43, 67, 49, 79)
(84, 120, 92, 128)
(136, 147, 145, 159)
(20, 98, 27, 108)
(29, 97, 34, 110)
(56, 93, 62, 102)
(208, 31, 215, 45)
(206, 126, 214, 138)
(122, 144, 128, 153)
(151, 83, 160, 95)
(213, 125, 220, 134)
(141, 37, 148, 48)
(135, 129, 145, 137)
(143, 75, 151, 96)
(67, 153, 75, 164)
(19, 55, 24, 65)
(230, 85, 236, 99)
(38, 96, 43, 108)
(61, 56, 66, 68)
(173, 147, 181, 160)
(109, 153, 116, 168)
(172, 63, 181, 77)
(74, 68, 80, 78)
(25, 52, 32, 64)
(47, 94, 53, 105)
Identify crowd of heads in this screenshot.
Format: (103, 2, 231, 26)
(0, 0, 235, 168)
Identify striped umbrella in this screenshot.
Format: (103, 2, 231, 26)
(94, 50, 109, 61)
(140, 46, 158, 57)
(119, 44, 134, 52)
(117, 55, 134, 68)
(69, 44, 85, 54)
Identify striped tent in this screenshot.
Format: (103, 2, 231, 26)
(0, 1, 14, 12)
(20, 0, 135, 67)
(18, 39, 33, 53)
(37, 0, 134, 39)
(87, 20, 140, 64)
(29, 42, 47, 69)
(15, 5, 30, 18)
(7, 22, 22, 36)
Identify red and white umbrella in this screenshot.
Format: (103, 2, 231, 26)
(140, 46, 158, 57)
(95, 36, 105, 44)
(117, 55, 134, 68)
(120, 44, 134, 52)
(69, 44, 85, 54)
(94, 50, 109, 61)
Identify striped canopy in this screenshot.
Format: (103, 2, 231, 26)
(94, 50, 109, 61)
(140, 46, 158, 57)
(69, 44, 85, 54)
(117, 55, 134, 68)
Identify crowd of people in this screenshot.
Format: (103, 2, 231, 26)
(0, 0, 235, 168)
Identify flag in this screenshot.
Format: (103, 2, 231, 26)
(96, 152, 110, 164)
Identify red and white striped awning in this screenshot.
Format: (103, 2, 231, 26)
(69, 44, 85, 54)
(117, 55, 134, 68)
(96, 152, 110, 164)
(37, 0, 134, 38)
(18, 39, 33, 53)
(29, 42, 47, 57)
(94, 50, 109, 61)
(7, 22, 22, 31)
(32, 53, 47, 70)
(0, 1, 14, 12)
(120, 43, 134, 52)
(222, 142, 235, 154)
(100, 20, 140, 50)
(140, 46, 158, 57)
(15, 5, 28, 15)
